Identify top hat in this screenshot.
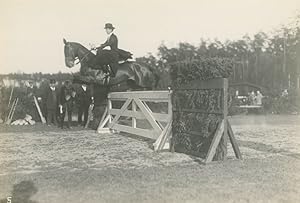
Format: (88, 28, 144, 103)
(49, 79, 56, 84)
(64, 80, 72, 86)
(104, 23, 115, 30)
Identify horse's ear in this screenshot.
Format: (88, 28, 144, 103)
(63, 38, 67, 45)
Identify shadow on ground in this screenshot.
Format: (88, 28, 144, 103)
(0, 180, 38, 203)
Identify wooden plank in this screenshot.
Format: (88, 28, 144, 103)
(7, 85, 14, 108)
(99, 107, 108, 126)
(222, 79, 228, 158)
(176, 78, 227, 90)
(109, 109, 170, 122)
(134, 98, 163, 133)
(227, 120, 242, 159)
(238, 105, 263, 109)
(173, 108, 223, 115)
(205, 119, 225, 163)
(109, 98, 170, 102)
(153, 90, 173, 150)
(108, 91, 170, 100)
(6, 98, 18, 125)
(153, 120, 171, 151)
(108, 98, 132, 128)
(157, 120, 172, 151)
(33, 96, 46, 124)
(97, 115, 111, 130)
(97, 127, 111, 134)
(11, 98, 18, 120)
(142, 101, 164, 129)
(112, 124, 158, 140)
(132, 101, 137, 128)
(108, 99, 112, 124)
(223, 78, 228, 118)
(168, 91, 172, 116)
(6, 98, 16, 123)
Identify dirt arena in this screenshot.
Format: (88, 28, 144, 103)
(0, 115, 299, 203)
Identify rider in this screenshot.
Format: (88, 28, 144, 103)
(94, 23, 132, 77)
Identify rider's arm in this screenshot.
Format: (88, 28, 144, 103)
(98, 35, 117, 49)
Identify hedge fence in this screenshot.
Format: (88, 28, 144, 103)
(170, 58, 242, 162)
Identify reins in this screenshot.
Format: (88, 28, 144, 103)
(75, 48, 96, 65)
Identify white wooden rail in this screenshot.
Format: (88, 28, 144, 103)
(97, 91, 172, 151)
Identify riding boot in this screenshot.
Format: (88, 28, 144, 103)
(109, 62, 119, 77)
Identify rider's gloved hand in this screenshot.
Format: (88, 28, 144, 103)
(90, 44, 97, 50)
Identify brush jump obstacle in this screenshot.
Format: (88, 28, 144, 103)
(97, 79, 241, 163)
(172, 78, 242, 163)
(97, 58, 242, 163)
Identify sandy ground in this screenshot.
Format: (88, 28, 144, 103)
(0, 115, 299, 203)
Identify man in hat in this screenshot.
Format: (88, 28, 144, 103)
(58, 80, 76, 129)
(76, 82, 94, 127)
(43, 79, 59, 126)
(93, 23, 132, 77)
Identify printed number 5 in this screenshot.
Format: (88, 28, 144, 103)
(7, 197, 11, 203)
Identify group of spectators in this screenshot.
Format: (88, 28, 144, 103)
(235, 90, 264, 106)
(247, 91, 264, 106)
(30, 79, 94, 128)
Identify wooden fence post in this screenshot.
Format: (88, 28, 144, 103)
(214, 78, 228, 161)
(132, 100, 137, 128)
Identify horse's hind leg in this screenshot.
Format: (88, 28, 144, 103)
(126, 79, 141, 91)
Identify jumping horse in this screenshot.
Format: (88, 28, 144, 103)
(63, 38, 159, 90)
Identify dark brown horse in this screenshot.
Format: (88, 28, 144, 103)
(63, 39, 159, 90)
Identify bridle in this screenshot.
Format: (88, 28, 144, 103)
(75, 50, 94, 65)
(65, 42, 110, 84)
(65, 42, 95, 65)
(65, 43, 76, 64)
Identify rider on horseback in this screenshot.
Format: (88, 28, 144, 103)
(93, 23, 132, 77)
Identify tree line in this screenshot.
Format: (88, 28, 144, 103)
(137, 13, 300, 92)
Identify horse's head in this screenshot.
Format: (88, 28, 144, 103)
(63, 38, 76, 68)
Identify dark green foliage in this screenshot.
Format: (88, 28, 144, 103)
(173, 90, 223, 112)
(171, 58, 233, 158)
(173, 112, 221, 157)
(170, 58, 233, 88)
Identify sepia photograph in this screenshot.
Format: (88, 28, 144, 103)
(0, 0, 300, 202)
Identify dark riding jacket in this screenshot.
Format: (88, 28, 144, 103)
(99, 33, 118, 52)
(98, 33, 132, 60)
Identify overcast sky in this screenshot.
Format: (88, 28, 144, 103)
(0, 0, 299, 74)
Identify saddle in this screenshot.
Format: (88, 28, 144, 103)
(94, 48, 133, 77)
(105, 49, 133, 76)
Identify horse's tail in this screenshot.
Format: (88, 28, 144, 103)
(137, 62, 160, 89)
(149, 66, 160, 89)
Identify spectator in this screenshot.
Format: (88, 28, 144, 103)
(58, 80, 76, 129)
(24, 80, 40, 121)
(76, 83, 93, 127)
(282, 89, 288, 97)
(249, 91, 255, 105)
(256, 91, 264, 106)
(235, 90, 239, 97)
(43, 79, 58, 126)
(26, 80, 36, 98)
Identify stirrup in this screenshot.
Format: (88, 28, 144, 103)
(107, 65, 116, 77)
(103, 74, 110, 85)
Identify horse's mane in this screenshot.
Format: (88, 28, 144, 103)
(68, 42, 90, 52)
